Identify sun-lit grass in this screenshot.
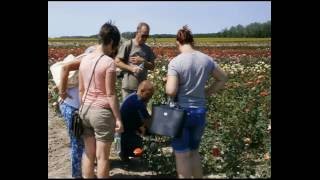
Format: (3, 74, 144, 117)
(48, 38, 98, 42)
(48, 37, 271, 44)
(147, 37, 271, 44)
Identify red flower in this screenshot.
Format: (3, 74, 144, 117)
(245, 81, 254, 86)
(260, 91, 269, 96)
(213, 121, 220, 130)
(255, 79, 262, 84)
(133, 148, 143, 157)
(212, 147, 221, 157)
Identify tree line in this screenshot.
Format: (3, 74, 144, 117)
(56, 21, 270, 39)
(120, 21, 270, 39)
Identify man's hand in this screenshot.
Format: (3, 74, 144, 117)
(129, 56, 145, 65)
(139, 126, 146, 135)
(136, 126, 146, 136)
(130, 65, 143, 74)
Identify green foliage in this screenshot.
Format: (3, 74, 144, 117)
(47, 47, 271, 178)
(219, 21, 271, 38)
(140, 56, 271, 178)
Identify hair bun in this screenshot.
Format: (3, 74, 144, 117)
(182, 25, 190, 32)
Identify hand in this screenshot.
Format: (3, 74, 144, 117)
(129, 56, 144, 65)
(139, 126, 146, 136)
(130, 65, 143, 74)
(59, 91, 72, 100)
(162, 76, 167, 83)
(167, 57, 173, 62)
(205, 90, 216, 97)
(115, 119, 124, 133)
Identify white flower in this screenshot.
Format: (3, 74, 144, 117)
(162, 66, 166, 71)
(268, 124, 271, 131)
(148, 74, 154, 79)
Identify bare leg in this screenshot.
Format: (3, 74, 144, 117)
(82, 136, 96, 178)
(96, 141, 112, 178)
(191, 150, 203, 178)
(174, 151, 192, 178)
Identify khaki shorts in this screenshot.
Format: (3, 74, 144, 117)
(80, 105, 115, 142)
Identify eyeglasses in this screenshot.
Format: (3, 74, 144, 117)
(139, 31, 149, 38)
(141, 34, 149, 38)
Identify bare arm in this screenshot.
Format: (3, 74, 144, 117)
(59, 59, 81, 99)
(78, 70, 85, 104)
(206, 66, 228, 96)
(129, 56, 155, 70)
(115, 57, 142, 73)
(166, 75, 179, 97)
(106, 71, 124, 133)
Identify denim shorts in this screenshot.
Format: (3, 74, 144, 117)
(171, 107, 206, 153)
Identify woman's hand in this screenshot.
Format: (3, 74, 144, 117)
(59, 91, 71, 100)
(115, 118, 124, 133)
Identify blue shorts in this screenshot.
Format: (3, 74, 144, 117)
(171, 107, 206, 153)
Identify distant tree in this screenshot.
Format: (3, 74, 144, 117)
(236, 24, 245, 37)
(89, 34, 99, 38)
(213, 21, 270, 38)
(121, 32, 135, 39)
(57, 21, 271, 39)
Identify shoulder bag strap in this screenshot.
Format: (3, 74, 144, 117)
(79, 54, 104, 114)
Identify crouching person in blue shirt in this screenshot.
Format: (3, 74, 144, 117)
(119, 80, 154, 161)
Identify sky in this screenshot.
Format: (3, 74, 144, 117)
(48, 1, 271, 38)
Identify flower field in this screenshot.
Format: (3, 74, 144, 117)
(48, 39, 271, 178)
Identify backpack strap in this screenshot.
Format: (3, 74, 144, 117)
(121, 39, 133, 76)
(124, 39, 133, 64)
